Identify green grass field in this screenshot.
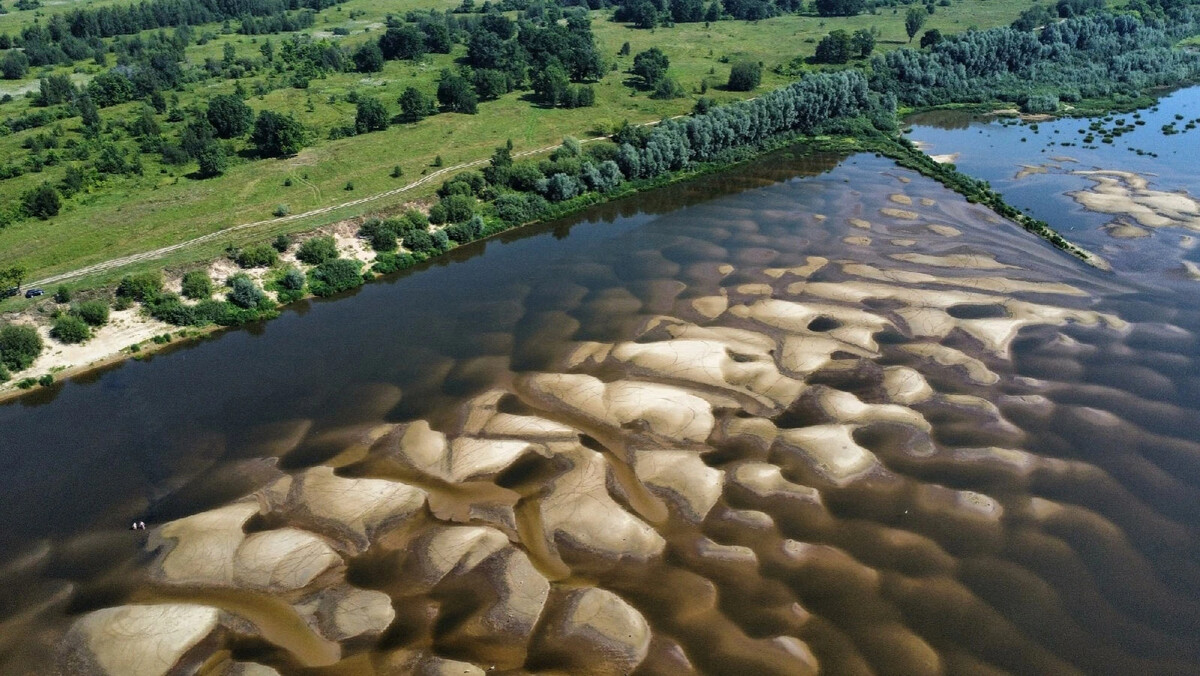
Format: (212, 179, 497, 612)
(0, 0, 1038, 288)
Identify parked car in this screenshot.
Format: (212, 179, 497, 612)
(1, 287, 17, 299)
(24, 288, 43, 299)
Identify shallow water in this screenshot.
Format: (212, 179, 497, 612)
(3, 148, 1200, 674)
(906, 85, 1200, 280)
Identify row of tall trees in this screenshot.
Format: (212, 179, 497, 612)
(871, 12, 1200, 107)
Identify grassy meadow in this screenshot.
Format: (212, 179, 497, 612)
(0, 0, 1039, 289)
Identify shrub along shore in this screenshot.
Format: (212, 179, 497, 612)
(1, 9, 1198, 392)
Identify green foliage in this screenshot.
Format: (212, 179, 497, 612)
(355, 97, 389, 134)
(906, 7, 928, 42)
(207, 94, 254, 139)
(815, 0, 865, 16)
(815, 30, 854, 64)
(651, 77, 686, 100)
(398, 87, 436, 123)
(920, 28, 944, 48)
(296, 235, 339, 264)
(54, 286, 71, 303)
(0, 324, 43, 372)
(72, 299, 110, 326)
(632, 48, 670, 88)
(251, 110, 306, 157)
(353, 42, 385, 73)
(22, 184, 61, 219)
(0, 363, 9, 383)
(51, 314, 91, 344)
(116, 272, 164, 302)
(852, 29, 877, 58)
(727, 61, 762, 91)
(195, 143, 228, 178)
(272, 234, 291, 252)
(236, 243, 279, 268)
(308, 258, 363, 296)
(1, 51, 29, 80)
(226, 273, 269, 309)
(380, 25, 427, 61)
(372, 251, 417, 274)
(437, 71, 479, 114)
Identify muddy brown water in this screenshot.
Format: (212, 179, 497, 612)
(2, 151, 1199, 674)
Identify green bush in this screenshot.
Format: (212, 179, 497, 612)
(272, 234, 291, 252)
(309, 258, 364, 296)
(296, 235, 339, 265)
(372, 252, 417, 274)
(440, 194, 477, 223)
(146, 293, 197, 326)
(51, 314, 91, 344)
(38, 374, 53, 387)
(0, 363, 9, 382)
(72, 299, 110, 327)
(116, 272, 164, 302)
(727, 61, 762, 91)
(227, 273, 269, 309)
(54, 285, 71, 303)
(181, 270, 213, 299)
(403, 229, 438, 256)
(0, 323, 44, 372)
(236, 243, 280, 268)
(272, 267, 306, 303)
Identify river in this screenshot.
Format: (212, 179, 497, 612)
(2, 99, 1199, 673)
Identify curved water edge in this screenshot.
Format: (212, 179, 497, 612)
(2, 150, 1200, 674)
(904, 84, 1200, 283)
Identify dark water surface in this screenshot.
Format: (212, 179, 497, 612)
(2, 143, 1200, 674)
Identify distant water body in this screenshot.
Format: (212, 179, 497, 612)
(2, 107, 1199, 673)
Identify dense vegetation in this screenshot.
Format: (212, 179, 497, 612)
(872, 11, 1200, 109)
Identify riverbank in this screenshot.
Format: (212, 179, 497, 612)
(0, 121, 1113, 403)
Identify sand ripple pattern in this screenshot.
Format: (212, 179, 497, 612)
(54, 165, 1200, 675)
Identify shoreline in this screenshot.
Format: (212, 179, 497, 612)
(0, 99, 1155, 403)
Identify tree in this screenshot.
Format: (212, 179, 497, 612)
(727, 61, 761, 91)
(227, 274, 267, 309)
(207, 94, 253, 138)
(815, 0, 865, 15)
(236, 244, 279, 268)
(355, 97, 389, 133)
(251, 110, 305, 157)
(380, 25, 426, 60)
(51, 315, 90, 344)
(437, 71, 478, 114)
(632, 47, 669, 88)
(296, 235, 339, 264)
(851, 28, 876, 58)
(651, 77, 685, 99)
(1, 51, 28, 80)
(72, 300, 110, 327)
(531, 62, 570, 106)
(472, 69, 510, 100)
(38, 74, 75, 106)
(0, 324, 43, 372)
(22, 184, 61, 219)
(78, 94, 101, 136)
(920, 28, 944, 48)
(195, 143, 227, 177)
(814, 30, 853, 64)
(116, 272, 163, 302)
(398, 86, 435, 122)
(906, 7, 927, 43)
(308, 258, 363, 296)
(0, 266, 27, 291)
(353, 42, 385, 73)
(181, 270, 213, 299)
